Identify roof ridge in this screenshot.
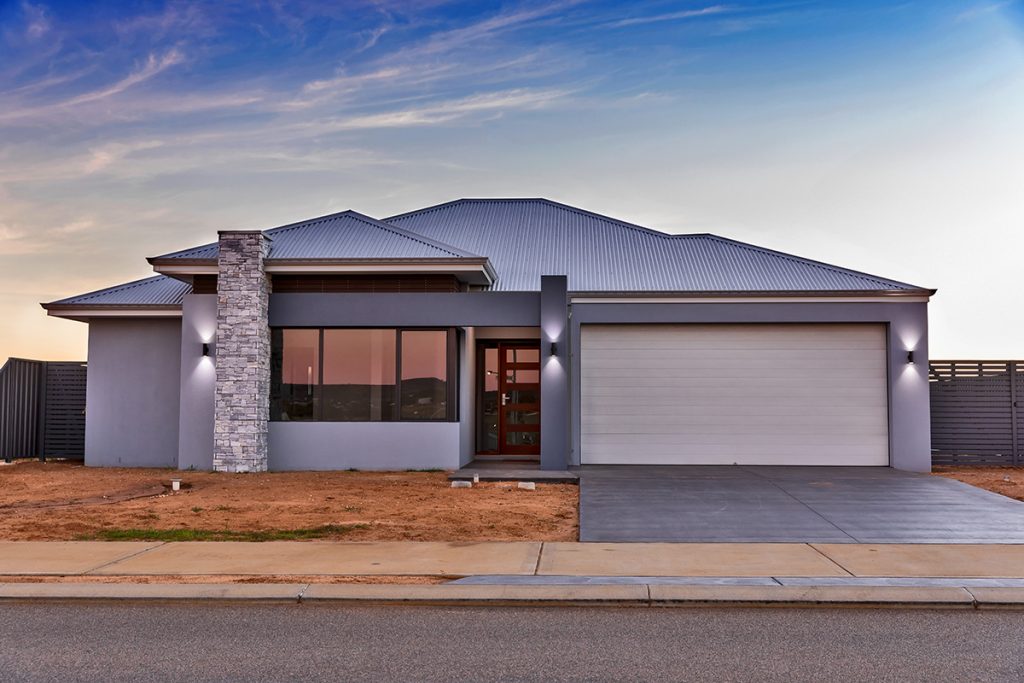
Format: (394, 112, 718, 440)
(699, 234, 924, 290)
(153, 209, 484, 261)
(338, 210, 483, 258)
(386, 198, 679, 240)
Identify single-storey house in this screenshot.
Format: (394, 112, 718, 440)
(43, 198, 934, 473)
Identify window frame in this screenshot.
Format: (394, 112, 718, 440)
(271, 327, 458, 423)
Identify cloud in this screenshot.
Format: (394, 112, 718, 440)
(55, 219, 95, 235)
(22, 2, 51, 40)
(83, 141, 165, 174)
(606, 5, 734, 28)
(302, 67, 407, 94)
(400, 0, 584, 58)
(955, 1, 1015, 22)
(61, 49, 186, 107)
(294, 87, 571, 132)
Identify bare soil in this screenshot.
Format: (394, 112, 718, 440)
(0, 575, 448, 584)
(0, 461, 577, 542)
(933, 466, 1024, 502)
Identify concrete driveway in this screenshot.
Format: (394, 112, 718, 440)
(579, 466, 1024, 543)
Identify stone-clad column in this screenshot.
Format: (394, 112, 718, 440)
(213, 231, 271, 472)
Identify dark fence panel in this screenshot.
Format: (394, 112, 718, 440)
(930, 360, 1023, 466)
(0, 358, 86, 462)
(41, 362, 88, 458)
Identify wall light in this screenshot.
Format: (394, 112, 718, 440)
(550, 342, 557, 357)
(202, 343, 211, 357)
(907, 350, 915, 365)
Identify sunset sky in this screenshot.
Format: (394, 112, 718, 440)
(1, 1, 1022, 361)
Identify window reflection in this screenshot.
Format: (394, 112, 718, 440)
(270, 329, 319, 421)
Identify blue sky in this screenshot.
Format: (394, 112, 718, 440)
(1, 0, 1023, 359)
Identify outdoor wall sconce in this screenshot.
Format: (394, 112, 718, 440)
(907, 350, 915, 365)
(202, 343, 211, 357)
(550, 342, 558, 357)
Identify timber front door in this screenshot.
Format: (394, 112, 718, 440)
(478, 343, 541, 457)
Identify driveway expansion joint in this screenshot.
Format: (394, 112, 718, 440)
(81, 542, 167, 575)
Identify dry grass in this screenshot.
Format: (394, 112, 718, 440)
(0, 461, 578, 542)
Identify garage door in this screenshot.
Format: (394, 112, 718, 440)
(580, 324, 889, 466)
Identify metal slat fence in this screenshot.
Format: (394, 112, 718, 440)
(930, 360, 1023, 465)
(0, 358, 86, 462)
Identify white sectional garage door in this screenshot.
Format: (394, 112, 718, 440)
(580, 324, 889, 466)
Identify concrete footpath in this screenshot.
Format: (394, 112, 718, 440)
(2, 541, 1024, 608)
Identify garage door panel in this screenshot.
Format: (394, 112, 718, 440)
(582, 412, 888, 431)
(580, 324, 889, 466)
(583, 384, 888, 403)
(583, 326, 886, 350)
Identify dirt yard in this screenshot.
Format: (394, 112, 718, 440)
(933, 466, 1024, 502)
(0, 461, 578, 542)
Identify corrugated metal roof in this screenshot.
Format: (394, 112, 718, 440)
(45, 276, 190, 307)
(54, 198, 929, 309)
(154, 210, 480, 261)
(385, 198, 928, 292)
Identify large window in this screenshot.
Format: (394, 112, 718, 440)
(271, 328, 455, 422)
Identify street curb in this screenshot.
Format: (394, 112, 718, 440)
(3, 583, 1024, 608)
(0, 583, 307, 602)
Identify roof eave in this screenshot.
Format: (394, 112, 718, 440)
(41, 303, 183, 322)
(568, 289, 936, 299)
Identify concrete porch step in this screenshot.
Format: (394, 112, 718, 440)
(448, 468, 579, 483)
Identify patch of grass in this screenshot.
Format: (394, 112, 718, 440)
(191, 507, 204, 513)
(78, 524, 370, 542)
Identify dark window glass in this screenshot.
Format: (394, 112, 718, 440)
(322, 329, 397, 421)
(506, 348, 540, 363)
(478, 347, 500, 452)
(271, 328, 453, 422)
(270, 329, 320, 421)
(400, 331, 448, 420)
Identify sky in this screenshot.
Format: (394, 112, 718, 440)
(1, 0, 1022, 361)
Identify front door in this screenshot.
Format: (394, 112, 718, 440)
(478, 343, 541, 457)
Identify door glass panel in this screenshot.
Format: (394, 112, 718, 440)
(506, 389, 539, 405)
(506, 409, 540, 425)
(506, 431, 540, 446)
(506, 369, 539, 384)
(506, 348, 540, 363)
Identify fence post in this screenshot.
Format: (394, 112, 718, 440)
(1011, 361, 1020, 466)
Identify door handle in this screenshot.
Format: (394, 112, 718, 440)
(501, 393, 509, 406)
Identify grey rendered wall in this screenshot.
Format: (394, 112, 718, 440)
(85, 318, 182, 467)
(269, 292, 539, 327)
(177, 294, 216, 470)
(459, 327, 476, 467)
(569, 301, 931, 472)
(268, 422, 461, 471)
(540, 276, 570, 469)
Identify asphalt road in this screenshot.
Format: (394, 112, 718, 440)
(1, 603, 1022, 682)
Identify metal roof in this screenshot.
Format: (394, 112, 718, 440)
(47, 198, 931, 312)
(44, 275, 189, 307)
(153, 210, 480, 262)
(385, 198, 929, 293)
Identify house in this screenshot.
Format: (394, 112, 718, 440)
(42, 198, 934, 473)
